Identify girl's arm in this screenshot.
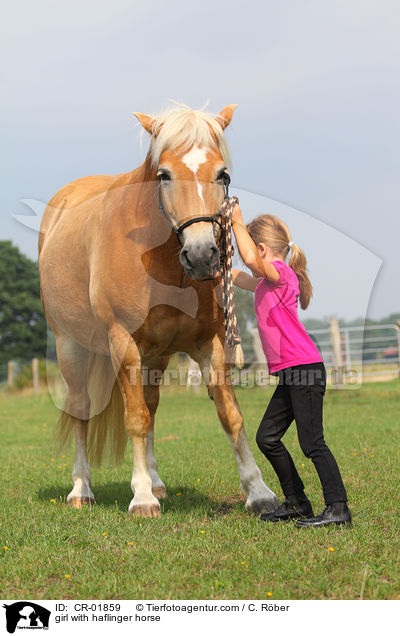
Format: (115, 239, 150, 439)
(232, 204, 279, 282)
(232, 269, 260, 292)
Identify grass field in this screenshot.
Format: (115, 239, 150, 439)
(1, 380, 399, 600)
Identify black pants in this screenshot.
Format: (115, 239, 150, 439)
(256, 362, 347, 505)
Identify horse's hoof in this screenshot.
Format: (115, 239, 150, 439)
(152, 486, 168, 499)
(68, 497, 95, 509)
(129, 503, 161, 518)
(246, 497, 278, 515)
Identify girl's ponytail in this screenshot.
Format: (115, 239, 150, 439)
(289, 244, 312, 310)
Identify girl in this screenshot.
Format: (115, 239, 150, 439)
(231, 206, 351, 527)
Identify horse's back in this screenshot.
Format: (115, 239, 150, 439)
(39, 172, 129, 254)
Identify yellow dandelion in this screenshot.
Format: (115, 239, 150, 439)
(352, 453, 356, 457)
(51, 458, 55, 462)
(370, 454, 375, 458)
(241, 561, 246, 565)
(102, 532, 108, 536)
(197, 478, 200, 482)
(65, 574, 70, 579)
(61, 455, 66, 458)
(128, 542, 133, 546)
(363, 448, 367, 451)
(43, 463, 47, 467)
(220, 480, 223, 484)
(176, 493, 182, 496)
(4, 546, 8, 551)
(50, 499, 56, 503)
(200, 530, 206, 534)
(267, 592, 272, 597)
(63, 463, 66, 467)
(328, 547, 334, 552)
(301, 463, 305, 468)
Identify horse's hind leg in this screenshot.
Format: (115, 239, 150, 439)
(143, 356, 170, 500)
(191, 333, 278, 514)
(56, 336, 95, 507)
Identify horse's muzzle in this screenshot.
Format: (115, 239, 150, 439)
(179, 241, 220, 280)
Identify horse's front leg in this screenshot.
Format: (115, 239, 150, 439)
(191, 334, 278, 514)
(109, 324, 161, 518)
(143, 356, 170, 500)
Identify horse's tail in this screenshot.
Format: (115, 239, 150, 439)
(56, 353, 127, 467)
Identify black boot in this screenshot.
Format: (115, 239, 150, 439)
(259, 496, 313, 523)
(295, 502, 352, 527)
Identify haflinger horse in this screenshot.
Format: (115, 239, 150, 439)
(39, 103, 277, 518)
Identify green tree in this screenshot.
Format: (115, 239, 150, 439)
(0, 241, 47, 378)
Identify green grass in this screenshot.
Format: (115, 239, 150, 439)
(1, 380, 399, 600)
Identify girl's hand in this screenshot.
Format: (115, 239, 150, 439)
(232, 203, 244, 226)
(230, 206, 280, 283)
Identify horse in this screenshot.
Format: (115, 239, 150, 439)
(38, 103, 277, 518)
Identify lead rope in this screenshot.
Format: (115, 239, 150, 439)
(218, 195, 244, 369)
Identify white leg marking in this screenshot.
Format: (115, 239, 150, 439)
(128, 438, 160, 513)
(229, 428, 277, 511)
(146, 430, 166, 492)
(67, 426, 95, 503)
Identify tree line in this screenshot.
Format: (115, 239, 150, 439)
(0, 241, 398, 380)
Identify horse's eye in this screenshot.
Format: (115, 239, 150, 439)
(157, 170, 171, 182)
(217, 171, 231, 186)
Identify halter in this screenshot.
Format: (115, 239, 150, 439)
(157, 178, 244, 368)
(158, 179, 228, 244)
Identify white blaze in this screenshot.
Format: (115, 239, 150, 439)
(182, 144, 208, 173)
(182, 144, 208, 210)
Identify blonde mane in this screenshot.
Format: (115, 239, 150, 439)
(146, 102, 232, 168)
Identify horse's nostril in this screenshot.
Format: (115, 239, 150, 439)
(180, 247, 192, 268)
(210, 245, 220, 266)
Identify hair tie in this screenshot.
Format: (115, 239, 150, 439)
(288, 241, 294, 248)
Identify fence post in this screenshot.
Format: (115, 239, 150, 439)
(329, 318, 344, 384)
(252, 328, 265, 365)
(32, 358, 39, 395)
(7, 361, 14, 387)
(343, 328, 351, 372)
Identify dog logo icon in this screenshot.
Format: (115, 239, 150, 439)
(3, 602, 51, 633)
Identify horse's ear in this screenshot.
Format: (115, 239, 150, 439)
(215, 104, 237, 130)
(133, 112, 159, 136)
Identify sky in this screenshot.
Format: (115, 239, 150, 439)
(1, 0, 399, 321)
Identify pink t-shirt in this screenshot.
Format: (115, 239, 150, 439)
(254, 260, 322, 374)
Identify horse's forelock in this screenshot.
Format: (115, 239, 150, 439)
(148, 105, 231, 169)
